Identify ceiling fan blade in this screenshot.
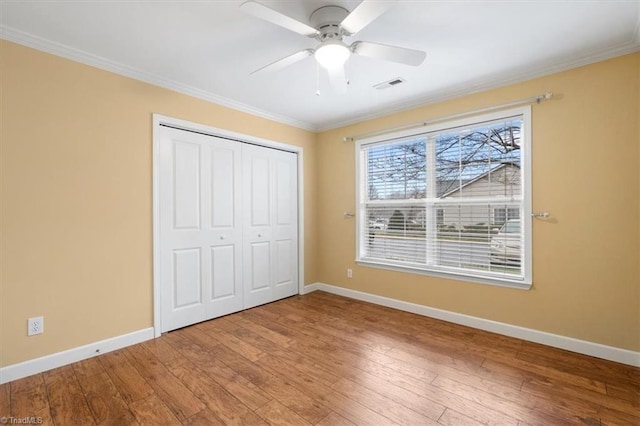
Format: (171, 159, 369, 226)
(250, 49, 314, 74)
(240, 1, 319, 37)
(340, 0, 398, 35)
(352, 41, 426, 66)
(327, 65, 348, 93)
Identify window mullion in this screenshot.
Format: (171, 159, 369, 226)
(425, 135, 437, 265)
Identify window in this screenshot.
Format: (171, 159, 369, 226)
(357, 107, 531, 287)
(494, 207, 520, 224)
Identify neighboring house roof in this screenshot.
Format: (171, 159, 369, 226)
(439, 162, 520, 198)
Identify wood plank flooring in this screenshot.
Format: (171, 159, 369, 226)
(1, 291, 639, 425)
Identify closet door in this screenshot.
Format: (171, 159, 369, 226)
(159, 127, 243, 332)
(242, 144, 298, 309)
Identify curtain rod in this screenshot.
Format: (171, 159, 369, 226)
(343, 92, 553, 143)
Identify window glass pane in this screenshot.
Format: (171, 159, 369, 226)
(362, 205, 426, 265)
(436, 119, 522, 199)
(366, 138, 426, 200)
(489, 217, 523, 272)
(358, 109, 528, 285)
(435, 204, 522, 277)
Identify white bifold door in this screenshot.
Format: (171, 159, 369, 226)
(242, 144, 299, 309)
(158, 126, 298, 332)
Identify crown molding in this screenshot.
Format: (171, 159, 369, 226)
(2, 24, 639, 134)
(317, 40, 640, 132)
(0, 25, 318, 132)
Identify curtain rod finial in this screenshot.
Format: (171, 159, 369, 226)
(536, 92, 553, 103)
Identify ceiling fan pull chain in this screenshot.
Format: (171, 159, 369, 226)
(316, 61, 321, 96)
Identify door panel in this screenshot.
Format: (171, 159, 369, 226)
(275, 239, 293, 285)
(173, 248, 202, 308)
(173, 141, 201, 229)
(243, 145, 298, 308)
(276, 160, 292, 225)
(159, 127, 243, 332)
(210, 245, 236, 300)
(250, 242, 271, 291)
(250, 155, 270, 227)
(211, 148, 235, 228)
(272, 150, 298, 300)
(205, 137, 243, 320)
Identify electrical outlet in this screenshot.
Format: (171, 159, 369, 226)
(28, 316, 44, 336)
(347, 268, 353, 278)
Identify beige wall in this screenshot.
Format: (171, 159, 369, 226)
(2, 40, 639, 369)
(0, 41, 317, 367)
(316, 53, 640, 352)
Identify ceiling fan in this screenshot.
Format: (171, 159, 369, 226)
(240, 0, 427, 92)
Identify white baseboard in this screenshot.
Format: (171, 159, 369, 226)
(2, 285, 637, 384)
(306, 282, 640, 368)
(0, 327, 155, 384)
(300, 283, 321, 295)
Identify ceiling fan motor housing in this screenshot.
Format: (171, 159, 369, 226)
(309, 5, 350, 40)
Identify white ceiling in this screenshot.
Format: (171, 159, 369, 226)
(2, 0, 639, 131)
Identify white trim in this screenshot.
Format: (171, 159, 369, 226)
(296, 151, 306, 298)
(3, 25, 639, 133)
(0, 26, 315, 132)
(300, 283, 321, 295)
(152, 115, 163, 338)
(355, 260, 530, 290)
(357, 106, 528, 145)
(0, 328, 154, 384)
(2, 285, 636, 384)
(152, 114, 305, 336)
(355, 106, 532, 289)
(305, 283, 640, 368)
(521, 106, 533, 285)
(316, 41, 640, 132)
(153, 114, 304, 154)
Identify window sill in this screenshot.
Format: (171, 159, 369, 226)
(356, 259, 532, 290)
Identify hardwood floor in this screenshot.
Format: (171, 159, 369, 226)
(1, 291, 639, 425)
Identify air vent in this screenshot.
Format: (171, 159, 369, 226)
(374, 77, 406, 90)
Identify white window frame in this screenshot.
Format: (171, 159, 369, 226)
(355, 106, 532, 289)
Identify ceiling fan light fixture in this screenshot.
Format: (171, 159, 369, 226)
(314, 40, 351, 69)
